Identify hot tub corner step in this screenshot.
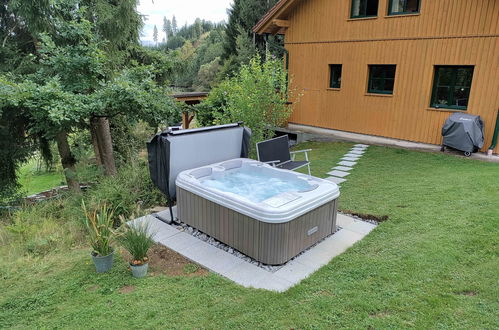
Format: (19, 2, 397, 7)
(326, 176, 347, 184)
(327, 170, 350, 178)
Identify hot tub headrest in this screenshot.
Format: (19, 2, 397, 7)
(147, 123, 251, 201)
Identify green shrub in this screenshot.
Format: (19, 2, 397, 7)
(0, 160, 166, 257)
(196, 54, 297, 153)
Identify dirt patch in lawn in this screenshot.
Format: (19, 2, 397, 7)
(341, 210, 389, 223)
(122, 244, 208, 277)
(119, 285, 135, 294)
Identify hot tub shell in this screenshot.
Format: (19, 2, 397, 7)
(176, 159, 339, 265)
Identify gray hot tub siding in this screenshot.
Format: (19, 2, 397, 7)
(176, 187, 338, 265)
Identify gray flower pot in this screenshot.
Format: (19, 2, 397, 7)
(130, 263, 148, 278)
(91, 249, 114, 273)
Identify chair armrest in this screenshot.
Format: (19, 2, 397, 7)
(263, 160, 281, 166)
(290, 149, 312, 162)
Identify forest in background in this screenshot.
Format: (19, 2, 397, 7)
(147, 0, 284, 92)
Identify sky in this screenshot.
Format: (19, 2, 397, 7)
(138, 0, 233, 43)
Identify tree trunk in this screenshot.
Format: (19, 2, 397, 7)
(93, 116, 117, 176)
(90, 119, 103, 167)
(56, 131, 81, 193)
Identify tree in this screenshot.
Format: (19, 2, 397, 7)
(172, 15, 178, 35)
(0, 0, 178, 195)
(223, 0, 282, 68)
(153, 25, 158, 45)
(163, 17, 172, 41)
(200, 54, 295, 152)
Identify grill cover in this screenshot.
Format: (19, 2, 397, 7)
(442, 113, 484, 153)
(147, 123, 251, 201)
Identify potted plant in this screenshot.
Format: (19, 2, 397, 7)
(119, 221, 155, 278)
(82, 202, 115, 273)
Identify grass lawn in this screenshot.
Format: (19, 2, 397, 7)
(17, 159, 65, 196)
(1, 142, 498, 328)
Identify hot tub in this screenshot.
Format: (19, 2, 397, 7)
(176, 158, 340, 265)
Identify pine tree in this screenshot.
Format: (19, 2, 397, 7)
(153, 24, 158, 45)
(163, 16, 172, 41)
(172, 15, 178, 35)
(223, 0, 280, 60)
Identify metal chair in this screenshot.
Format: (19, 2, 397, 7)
(256, 135, 312, 175)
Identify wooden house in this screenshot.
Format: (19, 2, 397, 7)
(254, 0, 499, 153)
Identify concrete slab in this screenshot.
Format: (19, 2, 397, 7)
(336, 213, 355, 227)
(132, 212, 375, 292)
(342, 156, 361, 162)
(350, 150, 365, 155)
(222, 260, 270, 288)
(325, 176, 347, 184)
(252, 275, 294, 292)
(338, 160, 357, 167)
(332, 166, 353, 171)
(292, 246, 333, 270)
(273, 260, 315, 284)
(342, 220, 377, 235)
(158, 231, 200, 252)
(327, 170, 350, 178)
(354, 144, 370, 148)
(314, 229, 364, 255)
(344, 153, 362, 158)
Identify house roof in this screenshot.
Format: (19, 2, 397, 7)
(253, 0, 302, 35)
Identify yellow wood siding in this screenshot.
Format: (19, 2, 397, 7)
(284, 0, 499, 152)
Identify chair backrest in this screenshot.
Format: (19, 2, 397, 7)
(256, 135, 291, 164)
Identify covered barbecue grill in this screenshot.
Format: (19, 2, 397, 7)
(441, 113, 484, 156)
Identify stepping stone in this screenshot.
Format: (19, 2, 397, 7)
(327, 170, 350, 178)
(332, 166, 352, 171)
(344, 153, 362, 158)
(354, 144, 369, 148)
(338, 160, 357, 167)
(349, 150, 365, 155)
(325, 176, 347, 184)
(342, 156, 360, 162)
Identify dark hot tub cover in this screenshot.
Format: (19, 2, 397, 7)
(442, 113, 484, 153)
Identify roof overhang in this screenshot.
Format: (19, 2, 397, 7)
(253, 0, 302, 35)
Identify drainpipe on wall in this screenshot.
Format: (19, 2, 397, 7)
(487, 109, 499, 156)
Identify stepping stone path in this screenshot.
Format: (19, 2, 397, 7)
(326, 144, 370, 186)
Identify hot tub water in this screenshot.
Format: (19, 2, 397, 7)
(201, 165, 312, 203)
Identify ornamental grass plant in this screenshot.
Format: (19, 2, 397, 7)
(81, 202, 115, 256)
(118, 220, 155, 266)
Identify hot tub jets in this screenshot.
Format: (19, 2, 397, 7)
(176, 158, 340, 265)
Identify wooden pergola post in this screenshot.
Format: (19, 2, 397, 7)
(172, 92, 209, 130)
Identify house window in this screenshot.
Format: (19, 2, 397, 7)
(329, 64, 342, 88)
(351, 0, 379, 18)
(368, 65, 396, 94)
(430, 66, 474, 110)
(388, 0, 420, 15)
